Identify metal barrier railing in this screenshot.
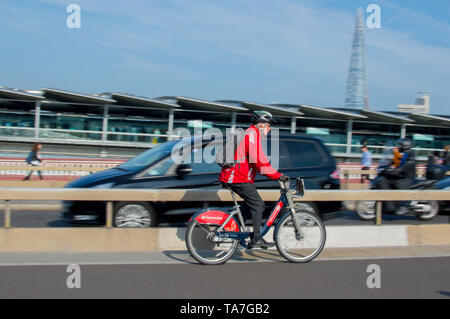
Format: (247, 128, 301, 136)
(3, 165, 447, 176)
(0, 188, 449, 227)
(340, 168, 434, 177)
(340, 168, 449, 187)
(0, 165, 107, 172)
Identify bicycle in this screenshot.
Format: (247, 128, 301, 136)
(185, 177, 326, 265)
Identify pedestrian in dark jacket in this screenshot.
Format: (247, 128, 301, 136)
(426, 151, 444, 180)
(443, 145, 450, 166)
(23, 143, 44, 181)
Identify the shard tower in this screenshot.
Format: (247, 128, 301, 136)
(345, 8, 369, 110)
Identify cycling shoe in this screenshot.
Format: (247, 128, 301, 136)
(248, 238, 275, 249)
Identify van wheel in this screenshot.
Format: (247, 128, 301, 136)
(113, 202, 157, 228)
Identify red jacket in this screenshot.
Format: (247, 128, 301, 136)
(219, 125, 282, 184)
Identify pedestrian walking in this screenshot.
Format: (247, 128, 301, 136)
(360, 146, 372, 183)
(23, 143, 44, 181)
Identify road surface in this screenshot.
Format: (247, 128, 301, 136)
(0, 249, 449, 299)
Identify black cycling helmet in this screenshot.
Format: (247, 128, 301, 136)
(251, 110, 273, 124)
(395, 138, 412, 152)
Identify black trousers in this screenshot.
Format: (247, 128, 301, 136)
(23, 166, 43, 180)
(360, 166, 370, 183)
(222, 183, 265, 240)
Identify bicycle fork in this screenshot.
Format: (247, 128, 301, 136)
(285, 192, 305, 240)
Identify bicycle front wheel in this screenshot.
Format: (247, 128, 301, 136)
(185, 220, 239, 265)
(274, 210, 326, 263)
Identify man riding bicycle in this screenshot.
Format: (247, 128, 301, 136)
(219, 110, 288, 249)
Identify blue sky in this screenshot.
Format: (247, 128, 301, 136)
(1, 0, 449, 115)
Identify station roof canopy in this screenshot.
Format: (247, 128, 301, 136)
(42, 88, 116, 105)
(109, 92, 179, 109)
(214, 100, 245, 107)
(359, 109, 415, 124)
(296, 104, 367, 120)
(176, 97, 248, 112)
(0, 87, 45, 101)
(242, 102, 304, 117)
(407, 113, 450, 127)
(2, 86, 450, 129)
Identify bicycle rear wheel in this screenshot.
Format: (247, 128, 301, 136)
(274, 209, 326, 263)
(185, 220, 239, 265)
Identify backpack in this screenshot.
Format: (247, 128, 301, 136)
(216, 130, 245, 169)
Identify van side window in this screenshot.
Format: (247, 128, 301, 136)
(264, 139, 290, 169)
(189, 146, 221, 174)
(284, 140, 324, 168)
(144, 157, 174, 176)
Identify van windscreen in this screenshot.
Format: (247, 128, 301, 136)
(118, 140, 179, 171)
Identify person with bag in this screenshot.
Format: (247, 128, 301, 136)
(218, 110, 287, 249)
(23, 143, 44, 181)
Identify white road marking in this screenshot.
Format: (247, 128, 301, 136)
(0, 253, 449, 267)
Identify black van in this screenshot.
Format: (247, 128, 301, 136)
(62, 135, 341, 227)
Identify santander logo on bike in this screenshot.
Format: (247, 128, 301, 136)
(267, 202, 284, 227)
(195, 211, 239, 231)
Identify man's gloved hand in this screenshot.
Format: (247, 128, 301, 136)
(279, 174, 289, 182)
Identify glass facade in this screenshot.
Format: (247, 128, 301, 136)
(107, 117, 168, 143)
(0, 103, 448, 157)
(0, 110, 35, 138)
(39, 112, 102, 140)
(406, 125, 450, 156)
(295, 118, 347, 153)
(351, 121, 401, 154)
(0, 110, 34, 128)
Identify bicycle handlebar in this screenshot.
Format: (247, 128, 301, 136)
(279, 177, 305, 197)
(279, 176, 291, 194)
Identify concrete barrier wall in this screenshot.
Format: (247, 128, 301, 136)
(407, 224, 450, 246)
(0, 228, 159, 252)
(0, 225, 449, 253)
(0, 181, 68, 188)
